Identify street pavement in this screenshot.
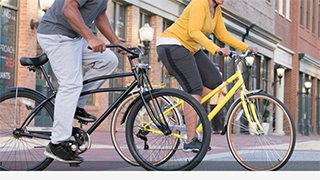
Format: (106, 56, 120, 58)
(43, 131, 320, 171)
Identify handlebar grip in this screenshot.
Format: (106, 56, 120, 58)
(218, 52, 223, 56)
(87, 45, 143, 57)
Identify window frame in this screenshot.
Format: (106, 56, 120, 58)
(0, 1, 19, 93)
(109, 1, 127, 105)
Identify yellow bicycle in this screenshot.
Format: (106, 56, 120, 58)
(124, 49, 296, 171)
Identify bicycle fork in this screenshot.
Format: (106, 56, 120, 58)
(241, 91, 264, 135)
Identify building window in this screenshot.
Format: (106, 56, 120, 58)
(317, 79, 320, 135)
(306, 0, 310, 29)
(0, 4, 18, 93)
(163, 19, 173, 32)
(312, 0, 315, 33)
(261, 57, 268, 92)
(266, 0, 272, 5)
(278, 0, 284, 15)
(285, 0, 290, 19)
(318, 2, 320, 37)
(298, 73, 313, 135)
(1, 0, 17, 7)
(300, 0, 304, 25)
(316, 79, 320, 135)
(111, 1, 126, 41)
(246, 56, 268, 92)
(109, 1, 127, 104)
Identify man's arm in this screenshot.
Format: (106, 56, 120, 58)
(62, 0, 105, 52)
(94, 11, 131, 54)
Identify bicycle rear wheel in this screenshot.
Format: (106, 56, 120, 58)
(0, 90, 54, 170)
(226, 93, 296, 171)
(111, 91, 179, 166)
(126, 88, 211, 171)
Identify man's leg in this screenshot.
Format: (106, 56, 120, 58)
(76, 38, 118, 108)
(38, 34, 83, 144)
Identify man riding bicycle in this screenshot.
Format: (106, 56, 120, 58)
(37, 0, 130, 164)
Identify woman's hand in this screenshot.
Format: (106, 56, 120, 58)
(215, 48, 230, 56)
(247, 46, 258, 53)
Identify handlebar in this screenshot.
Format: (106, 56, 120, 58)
(88, 44, 144, 59)
(218, 50, 261, 58)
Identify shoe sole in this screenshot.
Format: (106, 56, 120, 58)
(74, 115, 96, 122)
(44, 150, 83, 164)
(182, 148, 199, 152)
(183, 147, 211, 152)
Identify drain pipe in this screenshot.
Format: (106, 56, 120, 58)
(242, 24, 255, 42)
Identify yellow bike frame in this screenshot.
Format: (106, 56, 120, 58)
(139, 52, 264, 137)
(196, 68, 263, 135)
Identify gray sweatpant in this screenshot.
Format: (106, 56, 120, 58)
(37, 34, 118, 144)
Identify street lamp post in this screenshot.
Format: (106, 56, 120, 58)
(245, 55, 255, 68)
(139, 23, 154, 55)
(30, 0, 54, 30)
(304, 80, 312, 95)
(297, 80, 312, 95)
(276, 65, 285, 85)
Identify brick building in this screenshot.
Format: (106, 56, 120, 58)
(274, 0, 320, 136)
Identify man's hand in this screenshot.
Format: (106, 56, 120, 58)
(116, 41, 131, 55)
(88, 37, 106, 53)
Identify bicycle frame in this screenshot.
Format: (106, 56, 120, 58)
(142, 50, 265, 138)
(197, 66, 263, 135)
(15, 45, 173, 140)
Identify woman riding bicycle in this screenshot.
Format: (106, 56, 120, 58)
(156, 0, 258, 151)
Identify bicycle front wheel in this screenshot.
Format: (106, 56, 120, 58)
(0, 90, 54, 170)
(226, 93, 296, 171)
(126, 88, 211, 171)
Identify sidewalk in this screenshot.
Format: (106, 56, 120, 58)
(44, 131, 320, 171)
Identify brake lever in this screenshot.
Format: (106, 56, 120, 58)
(218, 51, 235, 58)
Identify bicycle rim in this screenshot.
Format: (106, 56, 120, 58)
(0, 90, 54, 170)
(111, 93, 140, 166)
(126, 88, 211, 171)
(111, 92, 179, 166)
(226, 93, 296, 171)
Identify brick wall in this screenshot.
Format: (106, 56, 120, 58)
(223, 0, 275, 33)
(285, 0, 300, 129)
(126, 5, 140, 85)
(18, 0, 38, 89)
(150, 15, 163, 85)
(274, 0, 292, 49)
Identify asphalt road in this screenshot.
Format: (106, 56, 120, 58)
(42, 132, 320, 171)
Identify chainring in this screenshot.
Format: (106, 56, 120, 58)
(70, 127, 92, 155)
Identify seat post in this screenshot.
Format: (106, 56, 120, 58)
(39, 65, 55, 92)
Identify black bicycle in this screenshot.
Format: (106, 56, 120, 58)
(0, 45, 211, 171)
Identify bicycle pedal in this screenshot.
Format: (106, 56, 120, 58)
(78, 120, 88, 125)
(69, 163, 80, 167)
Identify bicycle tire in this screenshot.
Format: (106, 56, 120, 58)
(0, 90, 54, 171)
(126, 88, 211, 171)
(111, 91, 181, 166)
(226, 93, 296, 171)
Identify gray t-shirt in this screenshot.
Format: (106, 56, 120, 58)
(37, 0, 109, 38)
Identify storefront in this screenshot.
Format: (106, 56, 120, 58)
(298, 53, 320, 135)
(0, 0, 18, 93)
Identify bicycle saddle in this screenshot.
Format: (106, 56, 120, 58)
(20, 53, 49, 66)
